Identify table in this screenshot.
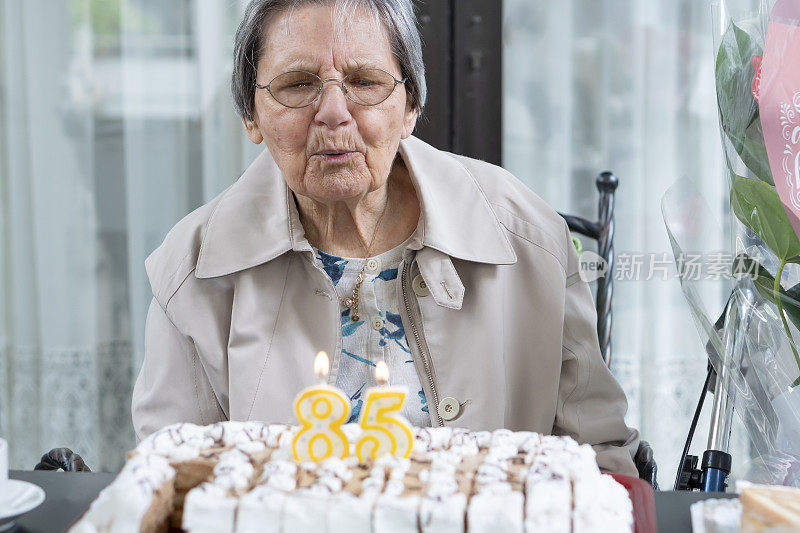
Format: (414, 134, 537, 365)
(10, 470, 738, 532)
(654, 490, 737, 531)
(8, 471, 115, 533)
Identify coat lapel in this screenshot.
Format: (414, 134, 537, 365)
(195, 135, 517, 281)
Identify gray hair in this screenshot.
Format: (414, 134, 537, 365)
(231, 0, 426, 122)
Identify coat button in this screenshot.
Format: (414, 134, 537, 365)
(437, 397, 461, 421)
(412, 275, 430, 297)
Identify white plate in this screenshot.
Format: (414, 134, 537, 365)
(0, 479, 46, 532)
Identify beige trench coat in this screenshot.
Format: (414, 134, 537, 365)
(132, 135, 639, 475)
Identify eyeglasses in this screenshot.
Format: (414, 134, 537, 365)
(254, 68, 407, 108)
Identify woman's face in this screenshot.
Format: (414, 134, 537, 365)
(244, 5, 418, 205)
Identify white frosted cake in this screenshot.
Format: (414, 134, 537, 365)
(69, 422, 633, 532)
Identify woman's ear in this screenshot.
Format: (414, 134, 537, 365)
(242, 118, 264, 144)
(401, 106, 418, 139)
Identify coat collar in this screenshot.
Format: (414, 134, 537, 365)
(195, 135, 516, 279)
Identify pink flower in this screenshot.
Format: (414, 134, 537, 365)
(752, 55, 763, 102)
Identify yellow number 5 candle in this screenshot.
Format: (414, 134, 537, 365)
(292, 351, 351, 462)
(355, 361, 414, 461)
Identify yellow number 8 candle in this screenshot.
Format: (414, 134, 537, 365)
(355, 361, 414, 461)
(292, 351, 351, 462)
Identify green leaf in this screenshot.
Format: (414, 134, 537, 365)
(787, 281, 800, 309)
(731, 176, 800, 260)
(742, 117, 774, 185)
(571, 236, 583, 255)
(716, 22, 772, 184)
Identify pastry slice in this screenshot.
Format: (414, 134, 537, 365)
(373, 456, 421, 532)
(327, 460, 385, 533)
(69, 454, 176, 533)
(468, 484, 524, 533)
(522, 440, 583, 533)
(419, 453, 468, 533)
(182, 448, 258, 533)
(467, 443, 525, 533)
(468, 458, 524, 533)
(236, 460, 298, 533)
(740, 483, 800, 532)
(572, 474, 633, 533)
(282, 458, 355, 532)
(133, 422, 229, 529)
(523, 463, 571, 533)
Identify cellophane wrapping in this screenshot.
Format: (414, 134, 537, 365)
(663, 0, 800, 487)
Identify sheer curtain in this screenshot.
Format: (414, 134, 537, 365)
(1, 0, 755, 482)
(0, 0, 259, 471)
(503, 0, 755, 487)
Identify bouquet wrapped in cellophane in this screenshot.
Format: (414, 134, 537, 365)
(664, 0, 800, 486)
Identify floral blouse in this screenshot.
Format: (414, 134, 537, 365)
(311, 242, 430, 427)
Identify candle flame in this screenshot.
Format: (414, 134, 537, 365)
(314, 351, 329, 379)
(375, 360, 389, 385)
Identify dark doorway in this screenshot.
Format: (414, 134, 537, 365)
(414, 0, 502, 166)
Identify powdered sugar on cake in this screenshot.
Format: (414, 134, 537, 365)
(70, 422, 633, 532)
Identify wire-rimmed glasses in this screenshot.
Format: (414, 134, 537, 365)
(254, 68, 407, 108)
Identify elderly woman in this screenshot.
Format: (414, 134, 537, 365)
(132, 0, 639, 475)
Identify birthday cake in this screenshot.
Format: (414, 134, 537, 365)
(69, 421, 632, 533)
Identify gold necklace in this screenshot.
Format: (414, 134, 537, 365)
(343, 202, 389, 322)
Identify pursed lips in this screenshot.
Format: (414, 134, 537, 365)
(313, 149, 357, 162)
(316, 148, 354, 155)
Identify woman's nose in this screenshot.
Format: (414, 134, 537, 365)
(313, 81, 353, 129)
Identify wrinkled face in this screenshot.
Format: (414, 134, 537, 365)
(244, 4, 418, 204)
